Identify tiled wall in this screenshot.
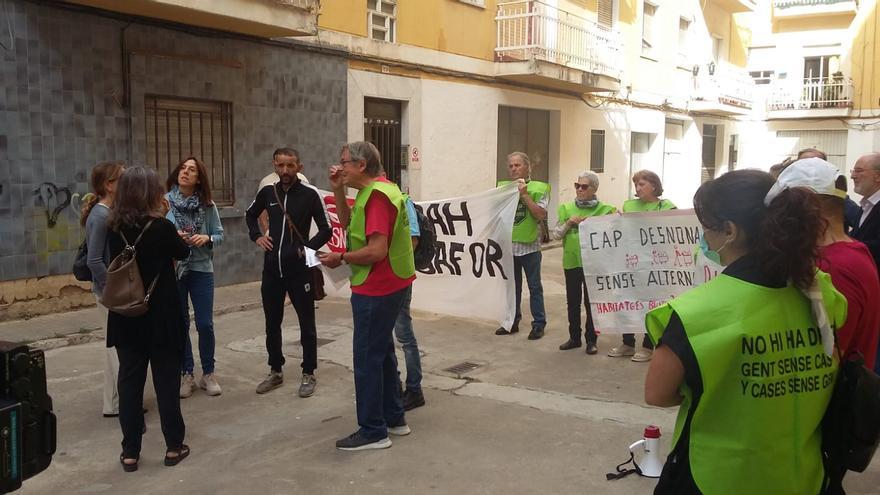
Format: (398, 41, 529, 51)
(0, 0, 347, 286)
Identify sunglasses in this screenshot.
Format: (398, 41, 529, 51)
(574, 183, 592, 190)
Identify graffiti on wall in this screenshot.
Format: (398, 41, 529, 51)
(33, 183, 72, 228)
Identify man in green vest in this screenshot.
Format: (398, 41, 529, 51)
(319, 141, 416, 451)
(495, 151, 550, 340)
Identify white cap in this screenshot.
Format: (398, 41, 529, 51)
(764, 157, 846, 206)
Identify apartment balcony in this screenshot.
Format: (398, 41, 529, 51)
(709, 0, 757, 13)
(65, 0, 319, 37)
(773, 0, 857, 18)
(689, 63, 754, 116)
(495, 0, 622, 94)
(766, 76, 853, 119)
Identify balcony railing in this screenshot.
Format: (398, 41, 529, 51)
(774, 0, 853, 8)
(495, 0, 622, 79)
(693, 63, 754, 109)
(767, 76, 854, 111)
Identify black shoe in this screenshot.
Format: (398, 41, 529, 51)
(559, 339, 581, 350)
(527, 327, 545, 340)
(402, 389, 426, 411)
(585, 342, 598, 355)
(336, 431, 392, 451)
(495, 327, 510, 335)
(495, 320, 520, 335)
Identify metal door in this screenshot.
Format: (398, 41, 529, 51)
(364, 98, 403, 185)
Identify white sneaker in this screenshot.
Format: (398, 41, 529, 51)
(179, 373, 195, 399)
(199, 373, 222, 396)
(632, 349, 654, 362)
(607, 345, 636, 358)
(388, 423, 411, 436)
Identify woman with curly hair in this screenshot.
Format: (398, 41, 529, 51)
(643, 169, 847, 495)
(164, 157, 225, 398)
(81, 161, 125, 418)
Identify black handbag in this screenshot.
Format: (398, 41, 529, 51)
(72, 238, 92, 282)
(821, 351, 880, 494)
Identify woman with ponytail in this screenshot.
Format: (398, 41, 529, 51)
(81, 161, 125, 418)
(643, 170, 848, 495)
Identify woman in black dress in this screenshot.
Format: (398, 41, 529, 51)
(106, 166, 191, 472)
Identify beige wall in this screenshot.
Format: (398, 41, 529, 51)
(0, 276, 93, 322)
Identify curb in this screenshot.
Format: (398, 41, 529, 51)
(29, 300, 265, 351)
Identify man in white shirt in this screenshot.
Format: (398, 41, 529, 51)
(850, 152, 880, 374)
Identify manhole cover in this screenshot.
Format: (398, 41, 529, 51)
(293, 338, 335, 348)
(443, 362, 482, 376)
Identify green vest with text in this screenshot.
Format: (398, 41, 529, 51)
(497, 180, 550, 243)
(644, 271, 847, 495)
(347, 181, 415, 286)
(622, 198, 676, 212)
(558, 201, 617, 269)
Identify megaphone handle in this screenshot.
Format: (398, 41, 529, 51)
(628, 439, 645, 451)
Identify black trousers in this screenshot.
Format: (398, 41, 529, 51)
(261, 268, 317, 374)
(116, 345, 185, 457)
(564, 268, 597, 345)
(622, 333, 655, 349)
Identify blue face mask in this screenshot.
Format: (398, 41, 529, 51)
(698, 232, 728, 265)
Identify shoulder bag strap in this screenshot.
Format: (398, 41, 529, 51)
(119, 218, 156, 248)
(273, 186, 308, 246)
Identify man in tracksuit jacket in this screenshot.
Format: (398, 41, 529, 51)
(246, 147, 331, 397)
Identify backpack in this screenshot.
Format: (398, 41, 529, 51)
(821, 352, 880, 494)
(99, 219, 160, 317)
(72, 238, 91, 282)
(412, 205, 436, 271)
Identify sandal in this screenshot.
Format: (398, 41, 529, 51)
(164, 444, 190, 466)
(119, 453, 139, 472)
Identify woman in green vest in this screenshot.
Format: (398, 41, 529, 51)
(609, 170, 676, 362)
(644, 169, 847, 495)
(553, 171, 616, 355)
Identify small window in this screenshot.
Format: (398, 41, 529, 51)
(590, 130, 606, 173)
(701, 124, 718, 183)
(678, 17, 691, 64)
(144, 96, 234, 205)
(642, 2, 657, 57)
(749, 70, 775, 85)
(369, 0, 397, 42)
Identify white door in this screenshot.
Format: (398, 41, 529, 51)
(775, 130, 847, 171)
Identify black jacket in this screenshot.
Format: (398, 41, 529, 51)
(245, 180, 332, 278)
(106, 217, 190, 350)
(851, 202, 880, 277)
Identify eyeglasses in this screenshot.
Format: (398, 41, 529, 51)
(339, 159, 357, 166)
(574, 183, 592, 190)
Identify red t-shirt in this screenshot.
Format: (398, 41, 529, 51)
(817, 240, 880, 369)
(350, 180, 416, 297)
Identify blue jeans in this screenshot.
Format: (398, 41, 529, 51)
(178, 271, 215, 375)
(351, 288, 407, 440)
(514, 251, 546, 329)
(393, 286, 422, 392)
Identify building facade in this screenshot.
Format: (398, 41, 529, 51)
(0, 0, 345, 318)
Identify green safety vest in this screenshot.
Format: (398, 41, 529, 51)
(557, 201, 617, 269)
(645, 271, 847, 495)
(498, 180, 550, 243)
(347, 180, 415, 286)
(622, 198, 676, 212)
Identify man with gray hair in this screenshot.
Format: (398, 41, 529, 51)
(320, 141, 416, 450)
(495, 151, 550, 340)
(553, 171, 616, 354)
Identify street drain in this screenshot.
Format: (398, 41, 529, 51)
(443, 362, 482, 376)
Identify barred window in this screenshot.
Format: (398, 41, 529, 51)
(590, 130, 606, 173)
(144, 96, 234, 205)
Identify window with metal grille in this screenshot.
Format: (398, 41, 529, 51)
(590, 130, 606, 173)
(701, 124, 718, 183)
(144, 96, 234, 205)
(368, 0, 396, 42)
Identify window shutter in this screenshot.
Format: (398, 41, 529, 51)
(598, 0, 613, 29)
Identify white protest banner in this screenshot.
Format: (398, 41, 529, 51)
(579, 210, 703, 333)
(316, 184, 520, 330)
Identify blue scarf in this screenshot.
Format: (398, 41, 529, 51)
(167, 186, 206, 279)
